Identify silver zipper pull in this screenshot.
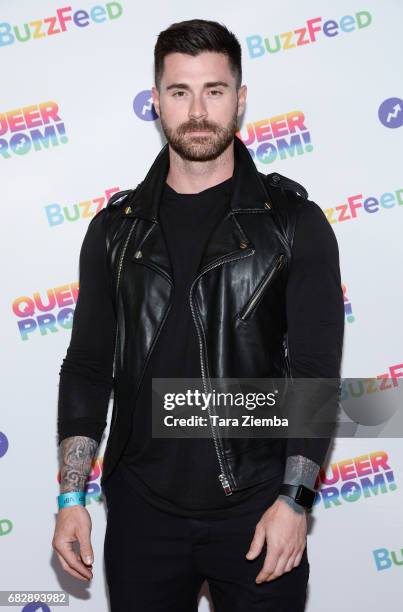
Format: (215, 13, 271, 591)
(219, 473, 233, 495)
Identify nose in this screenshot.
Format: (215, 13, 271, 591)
(188, 94, 207, 120)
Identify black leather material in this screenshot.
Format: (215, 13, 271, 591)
(279, 483, 316, 510)
(99, 136, 310, 491)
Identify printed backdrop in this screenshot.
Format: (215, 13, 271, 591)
(1, 1, 402, 610)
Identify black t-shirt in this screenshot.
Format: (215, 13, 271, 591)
(119, 177, 284, 518)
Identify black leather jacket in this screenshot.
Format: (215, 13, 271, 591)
(58, 138, 344, 495)
(59, 136, 344, 494)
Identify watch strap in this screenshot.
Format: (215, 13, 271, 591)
(279, 483, 316, 510)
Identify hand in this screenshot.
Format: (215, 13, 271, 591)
(245, 496, 307, 583)
(52, 505, 94, 582)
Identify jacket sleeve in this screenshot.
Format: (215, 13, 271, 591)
(284, 198, 345, 468)
(57, 208, 116, 445)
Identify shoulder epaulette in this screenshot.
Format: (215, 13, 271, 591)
(107, 189, 134, 208)
(266, 172, 308, 199)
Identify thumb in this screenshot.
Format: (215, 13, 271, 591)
(245, 525, 266, 560)
(77, 530, 94, 565)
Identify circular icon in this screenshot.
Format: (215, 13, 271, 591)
(133, 90, 158, 122)
(378, 97, 403, 129)
(0, 432, 9, 458)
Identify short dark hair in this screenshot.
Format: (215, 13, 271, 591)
(154, 19, 242, 89)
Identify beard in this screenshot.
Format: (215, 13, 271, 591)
(159, 108, 239, 162)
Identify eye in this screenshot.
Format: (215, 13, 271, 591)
(208, 89, 223, 96)
(172, 91, 186, 97)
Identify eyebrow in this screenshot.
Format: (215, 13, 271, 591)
(165, 81, 230, 91)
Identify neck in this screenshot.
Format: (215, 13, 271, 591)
(166, 140, 235, 194)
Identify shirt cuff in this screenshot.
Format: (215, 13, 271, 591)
(277, 454, 320, 514)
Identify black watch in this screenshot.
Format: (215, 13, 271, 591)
(279, 483, 316, 511)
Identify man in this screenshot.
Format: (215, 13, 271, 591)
(52, 19, 344, 612)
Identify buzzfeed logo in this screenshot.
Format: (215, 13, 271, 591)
(246, 10, 372, 60)
(372, 544, 403, 572)
(325, 186, 403, 224)
(0, 3, 123, 48)
(45, 186, 120, 226)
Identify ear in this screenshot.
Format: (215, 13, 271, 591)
(151, 86, 160, 117)
(237, 84, 247, 118)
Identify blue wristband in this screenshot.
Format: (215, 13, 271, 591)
(58, 491, 86, 509)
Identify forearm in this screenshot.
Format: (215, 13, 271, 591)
(59, 436, 99, 493)
(278, 454, 320, 515)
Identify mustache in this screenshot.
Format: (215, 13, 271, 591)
(176, 120, 222, 135)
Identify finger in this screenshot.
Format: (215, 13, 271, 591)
(290, 548, 304, 569)
(284, 552, 299, 572)
(56, 541, 93, 579)
(255, 546, 280, 583)
(56, 551, 92, 582)
(264, 552, 293, 582)
(77, 552, 92, 570)
(77, 529, 94, 566)
(269, 542, 305, 577)
(245, 524, 266, 560)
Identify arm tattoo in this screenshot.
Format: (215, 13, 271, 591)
(279, 454, 320, 515)
(59, 436, 99, 493)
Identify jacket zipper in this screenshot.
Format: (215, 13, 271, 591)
(283, 333, 291, 379)
(112, 218, 138, 377)
(189, 247, 255, 495)
(238, 254, 286, 321)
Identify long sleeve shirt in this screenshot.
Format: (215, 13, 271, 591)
(58, 177, 345, 517)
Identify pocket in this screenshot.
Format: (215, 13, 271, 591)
(237, 253, 286, 321)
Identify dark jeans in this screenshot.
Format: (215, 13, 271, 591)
(102, 464, 309, 612)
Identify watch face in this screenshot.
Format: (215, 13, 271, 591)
(296, 485, 316, 507)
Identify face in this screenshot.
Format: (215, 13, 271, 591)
(152, 51, 247, 162)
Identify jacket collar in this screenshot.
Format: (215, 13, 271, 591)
(127, 135, 271, 221)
